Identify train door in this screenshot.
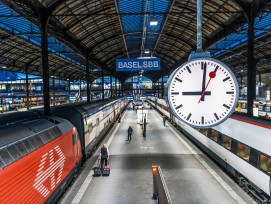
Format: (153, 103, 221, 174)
(72, 131, 81, 163)
(95, 117, 100, 137)
(112, 104, 116, 121)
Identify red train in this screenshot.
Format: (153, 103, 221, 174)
(0, 113, 82, 203)
(0, 97, 128, 203)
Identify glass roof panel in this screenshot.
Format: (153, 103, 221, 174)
(0, 2, 86, 68)
(209, 13, 271, 57)
(118, 0, 171, 58)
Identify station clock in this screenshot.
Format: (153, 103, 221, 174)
(166, 57, 239, 128)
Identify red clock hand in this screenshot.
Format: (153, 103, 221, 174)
(198, 71, 216, 103)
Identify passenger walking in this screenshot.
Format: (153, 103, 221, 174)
(100, 144, 109, 168)
(127, 126, 133, 141)
(163, 115, 166, 126)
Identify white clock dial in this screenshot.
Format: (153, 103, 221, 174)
(166, 58, 239, 128)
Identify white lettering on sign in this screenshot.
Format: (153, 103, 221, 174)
(118, 60, 158, 69)
(33, 146, 65, 198)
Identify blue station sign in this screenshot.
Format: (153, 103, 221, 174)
(116, 58, 160, 71)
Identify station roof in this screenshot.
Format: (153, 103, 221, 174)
(0, 0, 270, 82)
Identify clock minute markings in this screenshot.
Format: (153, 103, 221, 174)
(186, 113, 192, 121)
(214, 65, 219, 72)
(175, 77, 182, 83)
(214, 113, 219, 120)
(223, 104, 230, 109)
(223, 77, 230, 82)
(186, 66, 191, 73)
(175, 104, 183, 110)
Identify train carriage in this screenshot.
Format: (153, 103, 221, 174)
(149, 96, 271, 203)
(0, 114, 82, 203)
(51, 97, 128, 159)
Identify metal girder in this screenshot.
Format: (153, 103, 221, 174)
(51, 11, 243, 17)
(63, 5, 114, 32)
(88, 34, 121, 52)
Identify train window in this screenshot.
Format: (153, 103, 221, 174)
(42, 131, 53, 143)
(0, 159, 5, 169)
(7, 146, 21, 160)
(45, 131, 53, 142)
(0, 149, 14, 166)
(22, 139, 34, 153)
(35, 135, 45, 146)
(15, 142, 28, 157)
(258, 154, 271, 175)
(222, 135, 231, 150)
(50, 127, 62, 139)
(210, 129, 219, 142)
(38, 132, 49, 143)
(198, 129, 208, 136)
(88, 123, 93, 133)
(29, 137, 40, 149)
(96, 118, 100, 127)
(237, 143, 250, 161)
(72, 132, 79, 144)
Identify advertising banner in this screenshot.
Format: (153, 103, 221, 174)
(116, 58, 160, 71)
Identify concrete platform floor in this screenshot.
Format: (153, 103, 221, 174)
(60, 106, 256, 204)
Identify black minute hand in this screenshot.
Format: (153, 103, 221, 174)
(200, 62, 207, 101)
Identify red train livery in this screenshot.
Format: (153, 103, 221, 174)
(0, 116, 82, 203)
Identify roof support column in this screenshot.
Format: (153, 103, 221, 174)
(115, 78, 118, 97)
(131, 76, 134, 96)
(153, 82, 155, 96)
(110, 75, 113, 98)
(25, 66, 30, 110)
(79, 79, 82, 100)
(157, 81, 160, 97)
(40, 16, 50, 116)
(245, 3, 257, 116)
(121, 83, 124, 96)
(68, 79, 71, 103)
(85, 51, 90, 102)
(52, 76, 55, 106)
(161, 77, 164, 98)
(102, 69, 104, 99)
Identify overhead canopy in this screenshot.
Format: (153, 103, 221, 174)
(0, 0, 270, 82)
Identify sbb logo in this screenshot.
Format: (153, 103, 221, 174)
(33, 146, 65, 197)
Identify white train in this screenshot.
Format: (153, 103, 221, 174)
(149, 96, 271, 203)
(237, 100, 271, 119)
(52, 97, 128, 159)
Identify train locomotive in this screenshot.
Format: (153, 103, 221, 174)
(149, 96, 271, 203)
(0, 97, 128, 203)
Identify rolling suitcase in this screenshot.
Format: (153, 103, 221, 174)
(93, 160, 102, 176)
(102, 162, 110, 176)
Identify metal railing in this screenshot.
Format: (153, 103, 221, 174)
(152, 165, 172, 204)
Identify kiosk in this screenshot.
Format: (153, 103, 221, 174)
(137, 110, 148, 124)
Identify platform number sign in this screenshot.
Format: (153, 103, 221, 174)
(166, 58, 239, 128)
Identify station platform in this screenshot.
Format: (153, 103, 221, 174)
(60, 105, 256, 204)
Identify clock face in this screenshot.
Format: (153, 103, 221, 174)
(166, 58, 239, 128)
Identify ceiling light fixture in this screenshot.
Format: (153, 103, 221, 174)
(144, 50, 150, 54)
(150, 17, 158, 26)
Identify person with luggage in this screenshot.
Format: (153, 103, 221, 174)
(99, 144, 109, 168)
(127, 126, 133, 141)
